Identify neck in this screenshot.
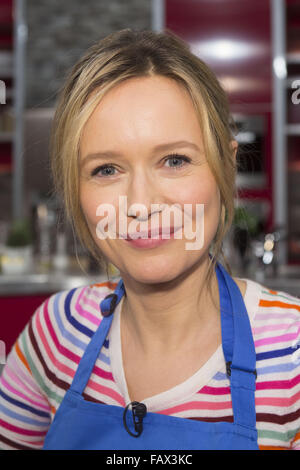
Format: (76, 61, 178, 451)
(119, 256, 220, 356)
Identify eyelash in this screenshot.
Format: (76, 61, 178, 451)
(90, 153, 191, 178)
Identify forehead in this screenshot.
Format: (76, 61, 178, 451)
(80, 76, 203, 153)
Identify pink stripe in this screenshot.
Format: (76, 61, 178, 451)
(255, 313, 300, 322)
(43, 298, 79, 364)
(37, 297, 115, 387)
(90, 286, 113, 299)
(21, 439, 44, 447)
(256, 375, 300, 390)
(89, 289, 105, 300)
(254, 332, 299, 347)
(0, 418, 46, 437)
(198, 385, 230, 395)
(9, 355, 50, 408)
(253, 322, 300, 335)
(2, 370, 50, 412)
(36, 303, 76, 378)
(43, 300, 115, 382)
(160, 390, 300, 414)
(85, 379, 125, 406)
(75, 287, 101, 326)
(159, 399, 232, 414)
(81, 294, 101, 319)
(255, 389, 300, 407)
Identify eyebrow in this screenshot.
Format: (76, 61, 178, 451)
(80, 140, 201, 167)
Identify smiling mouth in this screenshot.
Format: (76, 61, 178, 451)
(120, 226, 180, 240)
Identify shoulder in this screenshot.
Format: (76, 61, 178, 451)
(9, 277, 121, 389)
(239, 279, 300, 448)
(237, 276, 300, 324)
(38, 277, 121, 334)
(239, 276, 300, 372)
(15, 277, 121, 368)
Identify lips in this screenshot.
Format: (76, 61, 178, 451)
(124, 226, 179, 240)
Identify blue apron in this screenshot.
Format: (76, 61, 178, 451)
(43, 261, 259, 450)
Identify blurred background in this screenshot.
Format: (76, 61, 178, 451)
(0, 0, 299, 356)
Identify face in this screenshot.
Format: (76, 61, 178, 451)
(79, 75, 222, 284)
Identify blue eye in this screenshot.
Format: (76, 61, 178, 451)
(91, 164, 117, 177)
(164, 153, 191, 169)
(90, 153, 191, 178)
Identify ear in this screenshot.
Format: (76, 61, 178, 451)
(230, 139, 238, 164)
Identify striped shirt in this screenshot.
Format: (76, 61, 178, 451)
(0, 276, 300, 450)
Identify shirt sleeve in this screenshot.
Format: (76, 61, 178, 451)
(291, 358, 300, 450)
(290, 335, 300, 450)
(0, 301, 52, 450)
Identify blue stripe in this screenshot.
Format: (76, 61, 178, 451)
(53, 291, 111, 365)
(256, 346, 300, 362)
(0, 402, 50, 427)
(53, 291, 93, 351)
(213, 354, 300, 380)
(212, 371, 227, 381)
(257, 361, 300, 375)
(64, 288, 95, 338)
(98, 351, 110, 365)
(0, 389, 50, 419)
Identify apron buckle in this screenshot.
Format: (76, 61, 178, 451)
(226, 361, 257, 380)
(101, 293, 118, 317)
(123, 401, 147, 438)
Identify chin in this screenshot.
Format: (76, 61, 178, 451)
(121, 260, 182, 285)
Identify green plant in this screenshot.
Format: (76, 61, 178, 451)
(6, 218, 33, 247)
(233, 207, 259, 237)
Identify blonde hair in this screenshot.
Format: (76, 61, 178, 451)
(50, 28, 238, 302)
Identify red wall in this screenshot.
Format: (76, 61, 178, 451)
(165, 0, 273, 229)
(0, 294, 50, 356)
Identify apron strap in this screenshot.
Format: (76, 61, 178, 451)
(70, 278, 125, 395)
(69, 262, 256, 430)
(216, 261, 257, 429)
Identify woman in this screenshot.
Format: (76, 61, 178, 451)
(0, 29, 299, 450)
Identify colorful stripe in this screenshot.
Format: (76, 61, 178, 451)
(0, 279, 299, 450)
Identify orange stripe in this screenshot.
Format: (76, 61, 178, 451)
(291, 430, 300, 446)
(89, 280, 118, 289)
(259, 299, 300, 312)
(50, 405, 56, 415)
(15, 340, 31, 374)
(259, 445, 288, 450)
(268, 289, 278, 295)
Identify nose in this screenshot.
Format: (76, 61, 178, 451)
(125, 170, 163, 220)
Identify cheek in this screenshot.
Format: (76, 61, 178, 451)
(80, 185, 122, 240)
(176, 175, 220, 220)
(80, 186, 104, 237)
